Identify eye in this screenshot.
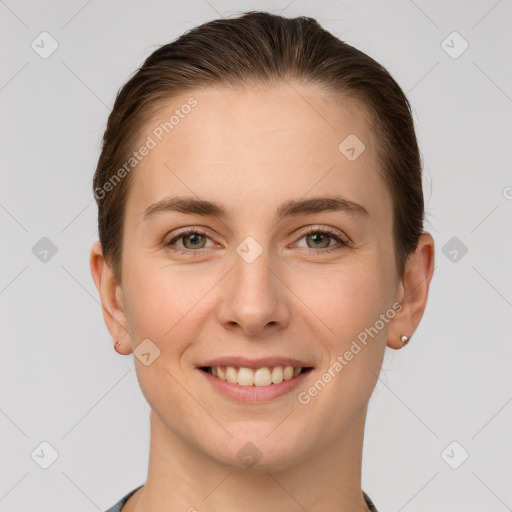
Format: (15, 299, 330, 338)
(165, 228, 215, 255)
(294, 226, 349, 255)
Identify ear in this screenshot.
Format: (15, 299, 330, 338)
(387, 232, 435, 349)
(90, 241, 132, 354)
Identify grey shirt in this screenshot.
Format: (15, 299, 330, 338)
(104, 485, 379, 511)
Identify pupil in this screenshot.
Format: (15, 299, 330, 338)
(185, 233, 204, 249)
(310, 233, 327, 247)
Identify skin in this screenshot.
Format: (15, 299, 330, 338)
(90, 82, 434, 512)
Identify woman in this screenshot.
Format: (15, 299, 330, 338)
(91, 11, 434, 512)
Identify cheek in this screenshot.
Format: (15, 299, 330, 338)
(297, 260, 393, 419)
(308, 256, 394, 338)
(121, 264, 206, 412)
(122, 258, 217, 343)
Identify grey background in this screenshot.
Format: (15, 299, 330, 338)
(1, 0, 511, 510)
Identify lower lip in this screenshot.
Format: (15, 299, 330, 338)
(198, 368, 312, 403)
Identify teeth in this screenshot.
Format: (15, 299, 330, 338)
(271, 366, 283, 384)
(283, 366, 294, 380)
(253, 367, 272, 386)
(226, 366, 237, 384)
(208, 365, 305, 386)
(237, 367, 254, 386)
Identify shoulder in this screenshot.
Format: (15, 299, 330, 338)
(363, 490, 379, 512)
(104, 485, 144, 512)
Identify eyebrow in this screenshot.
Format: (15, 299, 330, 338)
(142, 195, 369, 223)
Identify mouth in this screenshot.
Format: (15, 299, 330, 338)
(199, 365, 313, 386)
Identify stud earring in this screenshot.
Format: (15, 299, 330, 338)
(114, 340, 121, 351)
(400, 335, 410, 347)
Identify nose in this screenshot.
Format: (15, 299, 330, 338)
(216, 243, 291, 337)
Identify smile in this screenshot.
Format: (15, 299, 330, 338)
(200, 365, 312, 386)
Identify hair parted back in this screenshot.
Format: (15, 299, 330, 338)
(93, 10, 425, 283)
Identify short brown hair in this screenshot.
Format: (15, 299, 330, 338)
(93, 11, 425, 282)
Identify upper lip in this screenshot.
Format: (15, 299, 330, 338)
(198, 356, 314, 369)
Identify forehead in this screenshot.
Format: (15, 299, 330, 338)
(125, 82, 390, 223)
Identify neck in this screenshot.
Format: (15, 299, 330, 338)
(128, 405, 370, 512)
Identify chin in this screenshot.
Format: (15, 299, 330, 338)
(205, 430, 309, 472)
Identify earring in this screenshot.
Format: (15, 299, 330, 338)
(401, 335, 410, 347)
(114, 340, 121, 351)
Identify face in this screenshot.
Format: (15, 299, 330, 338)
(114, 82, 402, 469)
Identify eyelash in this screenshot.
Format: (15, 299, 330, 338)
(165, 226, 349, 257)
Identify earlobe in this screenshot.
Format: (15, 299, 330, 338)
(387, 233, 435, 350)
(89, 241, 131, 353)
